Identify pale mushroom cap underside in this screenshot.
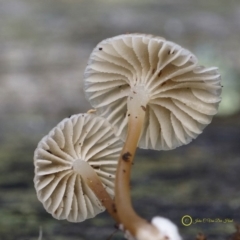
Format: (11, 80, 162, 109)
(34, 114, 123, 222)
(84, 33, 222, 150)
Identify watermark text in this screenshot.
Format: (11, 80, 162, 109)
(181, 215, 234, 227)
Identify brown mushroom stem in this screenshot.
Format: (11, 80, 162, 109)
(73, 159, 119, 223)
(115, 91, 160, 238)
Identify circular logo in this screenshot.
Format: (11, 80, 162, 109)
(181, 215, 192, 226)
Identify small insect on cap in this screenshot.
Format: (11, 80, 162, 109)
(84, 34, 221, 150)
(34, 114, 123, 222)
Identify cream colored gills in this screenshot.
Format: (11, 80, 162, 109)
(84, 33, 221, 151)
(34, 113, 123, 222)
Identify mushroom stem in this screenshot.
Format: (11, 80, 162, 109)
(115, 95, 160, 238)
(115, 113, 146, 233)
(73, 159, 119, 223)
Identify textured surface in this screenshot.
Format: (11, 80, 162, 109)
(34, 114, 123, 222)
(1, 0, 240, 239)
(84, 34, 222, 150)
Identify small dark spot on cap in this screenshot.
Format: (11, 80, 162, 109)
(141, 105, 146, 112)
(123, 169, 126, 173)
(109, 175, 112, 178)
(135, 116, 138, 119)
(99, 47, 102, 50)
(122, 152, 132, 162)
(128, 114, 130, 117)
(133, 91, 136, 94)
(93, 166, 100, 170)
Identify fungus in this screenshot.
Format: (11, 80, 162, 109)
(84, 34, 221, 239)
(34, 113, 123, 222)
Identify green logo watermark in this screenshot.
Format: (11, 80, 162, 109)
(181, 215, 193, 226)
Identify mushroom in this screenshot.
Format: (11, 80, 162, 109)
(84, 34, 221, 239)
(34, 113, 123, 222)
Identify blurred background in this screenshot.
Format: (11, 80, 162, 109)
(0, 0, 240, 239)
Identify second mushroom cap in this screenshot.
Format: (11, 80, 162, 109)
(34, 113, 123, 222)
